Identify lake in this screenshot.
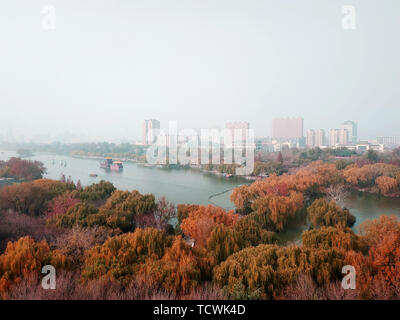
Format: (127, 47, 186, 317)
(0, 150, 245, 208)
(1, 150, 400, 243)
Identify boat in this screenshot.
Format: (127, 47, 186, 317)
(110, 161, 123, 171)
(89, 173, 98, 177)
(100, 157, 113, 169)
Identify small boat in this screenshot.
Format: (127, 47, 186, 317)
(89, 173, 98, 177)
(110, 161, 123, 171)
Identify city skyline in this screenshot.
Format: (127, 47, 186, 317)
(0, 116, 397, 144)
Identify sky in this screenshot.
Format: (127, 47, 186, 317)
(0, 0, 399, 143)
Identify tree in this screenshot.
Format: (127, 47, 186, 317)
(143, 236, 211, 295)
(154, 196, 176, 230)
(366, 150, 379, 162)
(75, 180, 116, 202)
(206, 217, 276, 263)
(307, 199, 356, 228)
(177, 204, 200, 223)
(180, 205, 239, 247)
(302, 226, 359, 252)
(0, 179, 75, 216)
(46, 193, 81, 218)
(213, 244, 345, 299)
(0, 237, 68, 296)
(4, 157, 45, 181)
(251, 191, 304, 231)
(277, 152, 283, 164)
(81, 228, 172, 285)
(376, 176, 398, 195)
(346, 216, 400, 299)
(325, 184, 349, 203)
(48, 202, 100, 229)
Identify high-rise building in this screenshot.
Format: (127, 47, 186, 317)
(306, 130, 315, 148)
(329, 128, 349, 146)
(315, 129, 326, 147)
(272, 117, 304, 139)
(142, 119, 160, 145)
(342, 121, 358, 145)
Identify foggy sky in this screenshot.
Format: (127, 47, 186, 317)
(0, 0, 399, 142)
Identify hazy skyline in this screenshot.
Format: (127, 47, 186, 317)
(1, 0, 399, 142)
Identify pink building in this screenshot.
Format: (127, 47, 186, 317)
(272, 117, 304, 139)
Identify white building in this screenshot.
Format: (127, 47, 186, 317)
(330, 128, 349, 146)
(306, 130, 315, 148)
(342, 121, 358, 145)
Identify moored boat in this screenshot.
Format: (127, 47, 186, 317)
(100, 157, 113, 169)
(110, 161, 123, 171)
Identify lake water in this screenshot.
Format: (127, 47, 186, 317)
(279, 192, 400, 244)
(2, 150, 400, 243)
(0, 150, 245, 208)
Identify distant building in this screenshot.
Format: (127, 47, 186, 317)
(306, 130, 315, 148)
(315, 129, 326, 147)
(272, 117, 304, 139)
(142, 119, 160, 145)
(377, 136, 400, 148)
(342, 121, 358, 145)
(329, 128, 349, 146)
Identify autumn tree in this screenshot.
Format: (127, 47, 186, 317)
(74, 180, 116, 202)
(46, 193, 81, 218)
(0, 179, 75, 216)
(376, 176, 399, 195)
(206, 216, 276, 263)
(154, 196, 176, 230)
(81, 228, 172, 285)
(180, 205, 239, 247)
(307, 199, 356, 228)
(143, 236, 212, 295)
(177, 204, 200, 223)
(302, 226, 360, 252)
(47, 202, 100, 229)
(346, 216, 400, 299)
(3, 157, 45, 181)
(213, 244, 345, 299)
(0, 237, 68, 296)
(251, 191, 304, 231)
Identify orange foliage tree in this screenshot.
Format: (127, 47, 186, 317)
(180, 205, 239, 247)
(213, 244, 345, 299)
(206, 217, 276, 263)
(81, 228, 172, 285)
(346, 216, 400, 299)
(307, 198, 356, 228)
(302, 226, 360, 252)
(0, 179, 76, 216)
(0, 236, 69, 296)
(376, 176, 399, 195)
(143, 236, 213, 295)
